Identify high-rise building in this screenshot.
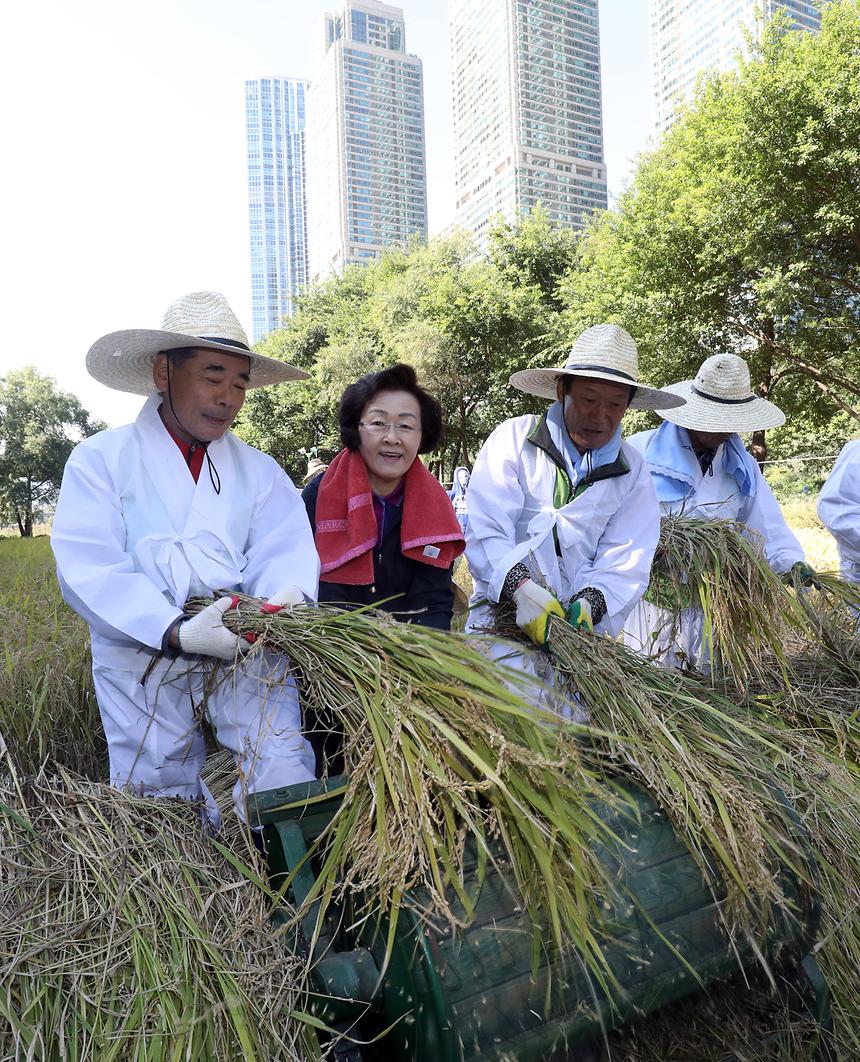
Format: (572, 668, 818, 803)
(305, 0, 428, 281)
(450, 0, 607, 248)
(245, 77, 309, 342)
(650, 0, 822, 133)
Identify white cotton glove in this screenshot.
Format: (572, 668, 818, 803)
(261, 583, 307, 614)
(512, 579, 565, 646)
(177, 597, 243, 661)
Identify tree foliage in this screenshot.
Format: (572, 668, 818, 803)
(237, 226, 567, 479)
(559, 0, 860, 459)
(239, 5, 860, 477)
(0, 368, 105, 536)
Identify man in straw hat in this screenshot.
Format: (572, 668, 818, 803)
(51, 291, 320, 828)
(464, 323, 685, 703)
(302, 456, 329, 485)
(622, 352, 811, 670)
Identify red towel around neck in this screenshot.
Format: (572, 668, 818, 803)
(315, 448, 465, 585)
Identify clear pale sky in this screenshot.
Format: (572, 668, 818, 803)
(0, 0, 654, 428)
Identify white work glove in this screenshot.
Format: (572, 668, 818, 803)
(177, 597, 243, 661)
(260, 583, 307, 614)
(512, 579, 565, 646)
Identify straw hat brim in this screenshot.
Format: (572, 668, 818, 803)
(509, 367, 686, 412)
(657, 380, 785, 431)
(87, 329, 309, 395)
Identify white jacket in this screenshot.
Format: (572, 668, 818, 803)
(627, 427, 804, 574)
(51, 395, 319, 669)
(465, 410, 660, 636)
(818, 440, 860, 583)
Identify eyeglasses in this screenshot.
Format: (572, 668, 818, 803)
(359, 419, 419, 437)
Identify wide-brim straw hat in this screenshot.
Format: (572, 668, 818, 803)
(509, 324, 685, 411)
(87, 291, 308, 395)
(658, 353, 785, 431)
(302, 457, 329, 484)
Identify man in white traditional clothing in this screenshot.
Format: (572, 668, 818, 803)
(623, 352, 811, 670)
(51, 291, 320, 828)
(818, 439, 860, 586)
(464, 324, 685, 705)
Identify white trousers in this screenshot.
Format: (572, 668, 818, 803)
(622, 599, 711, 673)
(92, 647, 316, 829)
(465, 604, 588, 723)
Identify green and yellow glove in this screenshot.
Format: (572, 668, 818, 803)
(512, 579, 565, 646)
(783, 561, 817, 588)
(567, 597, 594, 633)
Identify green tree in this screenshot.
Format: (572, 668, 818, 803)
(237, 232, 562, 479)
(488, 205, 581, 310)
(0, 368, 105, 536)
(560, 0, 860, 461)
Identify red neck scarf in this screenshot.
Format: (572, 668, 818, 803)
(315, 448, 465, 585)
(161, 416, 205, 482)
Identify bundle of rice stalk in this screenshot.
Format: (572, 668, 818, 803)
(0, 742, 319, 1062)
(741, 706, 860, 1058)
(546, 619, 860, 1059)
(749, 651, 860, 765)
(786, 568, 860, 682)
(541, 618, 812, 931)
(649, 515, 806, 689)
(190, 595, 631, 988)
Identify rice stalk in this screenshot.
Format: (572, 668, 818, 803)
(0, 743, 319, 1062)
(648, 515, 806, 689)
(541, 619, 813, 937)
(0, 537, 104, 778)
(190, 595, 633, 990)
(786, 569, 860, 683)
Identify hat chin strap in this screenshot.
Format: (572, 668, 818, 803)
(164, 360, 222, 496)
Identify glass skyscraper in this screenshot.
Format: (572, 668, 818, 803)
(450, 0, 607, 248)
(650, 0, 822, 133)
(245, 78, 309, 342)
(306, 0, 428, 280)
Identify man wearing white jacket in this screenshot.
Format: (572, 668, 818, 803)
(51, 291, 319, 827)
(623, 352, 809, 670)
(465, 324, 685, 702)
(818, 440, 860, 585)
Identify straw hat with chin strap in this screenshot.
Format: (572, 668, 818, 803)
(509, 323, 685, 412)
(86, 291, 308, 395)
(657, 353, 785, 432)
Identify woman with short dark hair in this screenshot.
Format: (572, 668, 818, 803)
(303, 363, 462, 630)
(302, 364, 464, 775)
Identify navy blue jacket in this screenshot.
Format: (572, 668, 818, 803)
(302, 473, 454, 631)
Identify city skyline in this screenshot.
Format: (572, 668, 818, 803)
(306, 0, 428, 279)
(650, 0, 822, 132)
(451, 0, 607, 246)
(245, 77, 310, 341)
(0, 0, 655, 429)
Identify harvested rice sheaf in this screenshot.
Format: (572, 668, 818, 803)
(0, 752, 318, 1062)
(197, 599, 823, 981)
(193, 595, 630, 990)
(650, 514, 860, 692)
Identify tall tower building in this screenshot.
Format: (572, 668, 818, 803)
(245, 77, 309, 341)
(306, 0, 428, 281)
(650, 0, 822, 134)
(450, 0, 607, 248)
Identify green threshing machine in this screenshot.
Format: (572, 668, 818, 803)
(250, 775, 831, 1061)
